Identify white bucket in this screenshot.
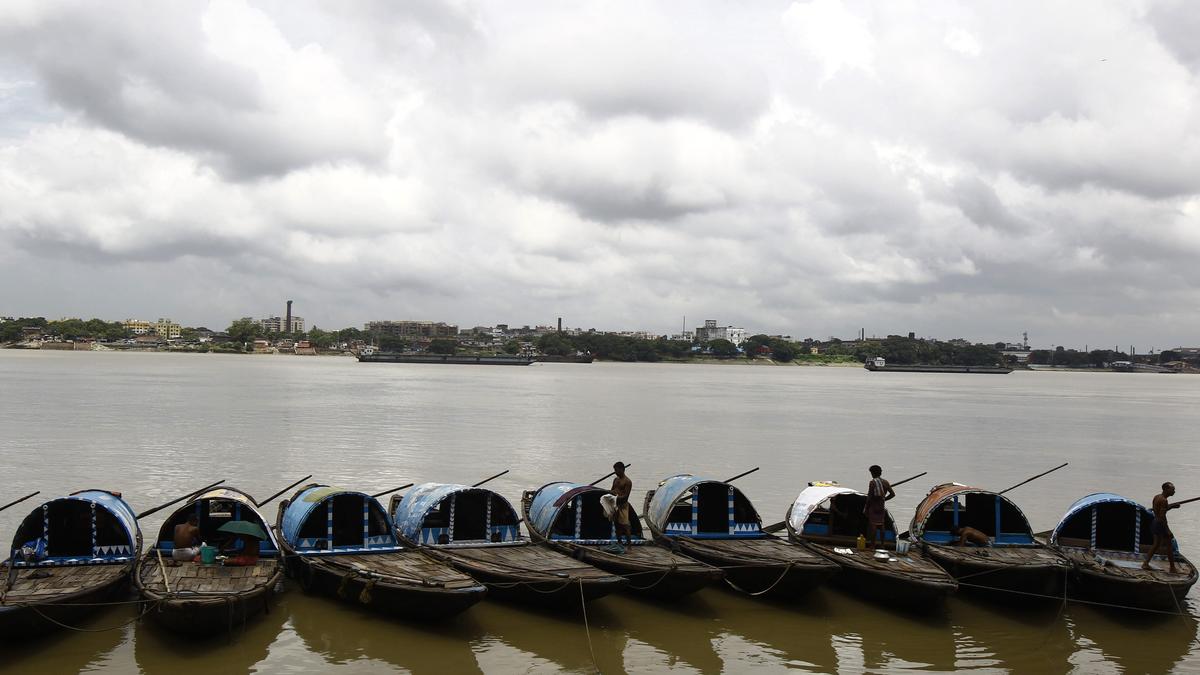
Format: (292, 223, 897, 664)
(896, 539, 911, 555)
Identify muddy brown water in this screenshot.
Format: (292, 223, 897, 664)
(1, 350, 1198, 673)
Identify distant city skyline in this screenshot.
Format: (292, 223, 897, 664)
(2, 2, 1198, 347)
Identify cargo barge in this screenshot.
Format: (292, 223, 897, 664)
(358, 351, 534, 366)
(864, 357, 1012, 374)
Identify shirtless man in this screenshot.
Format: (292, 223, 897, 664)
(864, 465, 896, 548)
(173, 513, 202, 562)
(951, 525, 991, 547)
(1144, 482, 1180, 573)
(610, 463, 633, 550)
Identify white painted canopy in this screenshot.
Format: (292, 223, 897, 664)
(787, 483, 859, 532)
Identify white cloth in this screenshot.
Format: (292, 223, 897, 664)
(600, 494, 617, 519)
(172, 546, 200, 561)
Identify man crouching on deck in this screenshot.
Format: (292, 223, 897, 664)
(1144, 482, 1180, 573)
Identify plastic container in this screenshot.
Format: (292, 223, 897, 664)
(200, 544, 217, 564)
(856, 534, 866, 551)
(896, 539, 911, 555)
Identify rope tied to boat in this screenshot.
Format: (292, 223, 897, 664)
(24, 599, 161, 633)
(723, 562, 794, 596)
(578, 578, 600, 675)
(359, 578, 377, 605)
(336, 572, 354, 599)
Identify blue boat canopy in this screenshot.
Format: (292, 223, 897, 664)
(7, 489, 141, 567)
(393, 483, 521, 546)
(911, 483, 1035, 546)
(645, 474, 765, 539)
(1051, 492, 1172, 554)
(527, 482, 644, 544)
(154, 487, 280, 556)
(279, 485, 399, 554)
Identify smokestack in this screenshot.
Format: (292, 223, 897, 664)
(557, 317, 562, 334)
(286, 300, 293, 333)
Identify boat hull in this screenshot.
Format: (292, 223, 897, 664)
(425, 545, 627, 608)
(924, 544, 1068, 601)
(1068, 564, 1198, 612)
(284, 553, 486, 620)
(664, 537, 838, 600)
(358, 353, 533, 365)
(799, 541, 957, 608)
(547, 542, 723, 598)
(0, 565, 131, 639)
(137, 565, 284, 636)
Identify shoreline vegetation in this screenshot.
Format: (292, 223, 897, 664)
(3, 316, 1196, 372)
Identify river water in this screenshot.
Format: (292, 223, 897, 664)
(1, 350, 1198, 674)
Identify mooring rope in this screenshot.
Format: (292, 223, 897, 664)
(578, 578, 601, 674)
(723, 562, 794, 596)
(25, 600, 158, 633)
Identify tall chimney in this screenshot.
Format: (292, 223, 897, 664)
(557, 317, 562, 334)
(286, 300, 293, 333)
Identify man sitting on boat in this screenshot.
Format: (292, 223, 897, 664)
(1144, 482, 1181, 573)
(172, 513, 201, 561)
(864, 465, 895, 547)
(950, 525, 991, 547)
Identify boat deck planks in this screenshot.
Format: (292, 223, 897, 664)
(321, 551, 481, 589)
(1, 564, 127, 602)
(807, 542, 950, 581)
(927, 543, 1067, 568)
(1059, 548, 1196, 582)
(679, 537, 829, 566)
(571, 543, 713, 572)
(138, 559, 277, 594)
(443, 545, 614, 580)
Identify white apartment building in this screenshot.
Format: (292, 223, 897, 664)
(694, 319, 746, 346)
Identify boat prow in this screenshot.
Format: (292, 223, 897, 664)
(786, 483, 956, 607)
(276, 484, 486, 620)
(393, 483, 627, 607)
(643, 474, 837, 599)
(522, 482, 722, 598)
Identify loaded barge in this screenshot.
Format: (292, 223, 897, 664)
(865, 357, 1012, 374)
(358, 350, 534, 366)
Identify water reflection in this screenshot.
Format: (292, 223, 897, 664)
(133, 591, 288, 675)
(0, 604, 129, 674)
(1068, 606, 1198, 674)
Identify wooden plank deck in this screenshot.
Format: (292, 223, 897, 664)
(682, 537, 829, 565)
(1061, 548, 1196, 582)
(446, 545, 616, 580)
(322, 551, 480, 589)
(1, 564, 126, 603)
(138, 559, 278, 594)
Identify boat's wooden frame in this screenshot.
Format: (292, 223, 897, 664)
(0, 490, 142, 638)
(520, 484, 723, 598)
(391, 485, 626, 608)
(133, 486, 283, 635)
(784, 485, 957, 607)
(275, 484, 486, 620)
(643, 475, 838, 599)
(911, 483, 1070, 601)
(1050, 493, 1198, 612)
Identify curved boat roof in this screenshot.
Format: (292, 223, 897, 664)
(8, 489, 140, 562)
(787, 483, 860, 532)
(527, 482, 598, 535)
(1050, 492, 1152, 544)
(645, 474, 764, 538)
(155, 486, 280, 550)
(393, 483, 521, 543)
(279, 485, 392, 548)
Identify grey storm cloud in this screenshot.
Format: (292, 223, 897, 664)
(0, 0, 1199, 347)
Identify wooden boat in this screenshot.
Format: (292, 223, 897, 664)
(133, 486, 284, 635)
(1050, 492, 1197, 611)
(785, 482, 957, 606)
(643, 474, 837, 599)
(521, 482, 723, 598)
(391, 483, 627, 607)
(276, 484, 485, 619)
(0, 490, 141, 636)
(911, 483, 1070, 600)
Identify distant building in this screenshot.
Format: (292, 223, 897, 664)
(124, 319, 153, 335)
(259, 315, 305, 333)
(155, 318, 181, 340)
(365, 320, 458, 338)
(694, 319, 746, 346)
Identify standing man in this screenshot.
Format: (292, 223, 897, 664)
(611, 462, 633, 551)
(1144, 482, 1180, 573)
(864, 465, 896, 548)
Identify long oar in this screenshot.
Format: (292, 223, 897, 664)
(255, 475, 313, 507)
(472, 470, 509, 488)
(762, 471, 929, 534)
(0, 491, 39, 514)
(588, 464, 632, 487)
(371, 483, 414, 499)
(997, 462, 1068, 495)
(1170, 496, 1200, 508)
(136, 480, 225, 520)
(724, 467, 760, 483)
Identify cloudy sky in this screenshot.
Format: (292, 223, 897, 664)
(1, 0, 1198, 347)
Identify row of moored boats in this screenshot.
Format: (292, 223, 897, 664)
(1, 473, 1193, 638)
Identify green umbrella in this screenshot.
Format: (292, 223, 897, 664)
(216, 520, 268, 540)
